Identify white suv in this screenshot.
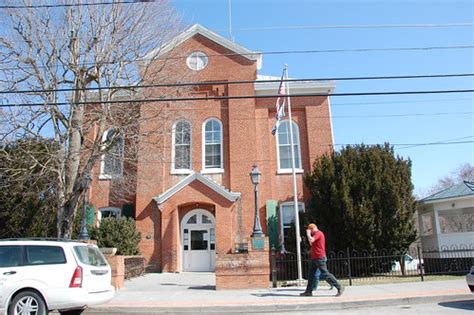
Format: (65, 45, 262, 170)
(0, 239, 114, 315)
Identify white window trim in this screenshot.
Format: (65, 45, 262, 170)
(202, 118, 224, 171)
(171, 169, 194, 175)
(279, 202, 305, 252)
(99, 128, 124, 179)
(276, 120, 302, 172)
(277, 169, 304, 175)
(98, 206, 121, 222)
(200, 168, 225, 175)
(171, 120, 192, 173)
(186, 51, 208, 71)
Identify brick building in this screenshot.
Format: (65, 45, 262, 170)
(89, 24, 335, 273)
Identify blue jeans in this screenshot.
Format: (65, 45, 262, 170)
(313, 268, 334, 290)
(305, 256, 341, 293)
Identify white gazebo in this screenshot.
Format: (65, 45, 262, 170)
(417, 181, 474, 257)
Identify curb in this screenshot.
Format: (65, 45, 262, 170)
(84, 293, 473, 314)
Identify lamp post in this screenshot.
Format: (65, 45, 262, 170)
(250, 165, 264, 237)
(78, 173, 92, 241)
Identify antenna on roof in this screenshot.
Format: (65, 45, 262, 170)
(228, 0, 235, 42)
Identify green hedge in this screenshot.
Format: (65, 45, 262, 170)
(89, 217, 141, 255)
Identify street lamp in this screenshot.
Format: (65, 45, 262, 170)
(250, 165, 264, 237)
(78, 173, 92, 241)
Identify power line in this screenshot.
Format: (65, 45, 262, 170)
(332, 97, 474, 107)
(334, 140, 474, 148)
(73, 137, 474, 165)
(391, 136, 474, 150)
(1, 45, 473, 72)
(2, 89, 474, 108)
(1, 0, 472, 35)
(331, 111, 474, 119)
(0, 1, 152, 9)
(258, 45, 474, 55)
(229, 23, 474, 32)
(102, 105, 470, 118)
(2, 73, 473, 95)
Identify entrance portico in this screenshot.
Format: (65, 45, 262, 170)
(154, 172, 240, 272)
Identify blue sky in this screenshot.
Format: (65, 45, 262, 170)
(171, 0, 474, 196)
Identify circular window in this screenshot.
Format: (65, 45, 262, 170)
(186, 51, 208, 71)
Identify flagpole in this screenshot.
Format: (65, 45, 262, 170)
(285, 64, 303, 282)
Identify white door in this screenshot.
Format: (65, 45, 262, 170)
(182, 210, 216, 272)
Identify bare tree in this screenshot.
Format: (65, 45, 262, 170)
(0, 0, 187, 238)
(426, 163, 474, 196)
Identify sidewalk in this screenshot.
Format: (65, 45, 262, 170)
(86, 273, 472, 314)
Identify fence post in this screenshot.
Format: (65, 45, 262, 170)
(417, 246, 424, 282)
(271, 247, 277, 288)
(346, 247, 352, 286)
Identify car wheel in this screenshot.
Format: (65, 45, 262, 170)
(59, 309, 85, 315)
(8, 290, 47, 315)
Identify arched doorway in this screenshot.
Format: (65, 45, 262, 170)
(181, 209, 216, 272)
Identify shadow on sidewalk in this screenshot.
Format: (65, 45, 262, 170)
(252, 293, 300, 297)
(252, 292, 335, 298)
(188, 285, 216, 290)
(438, 300, 474, 311)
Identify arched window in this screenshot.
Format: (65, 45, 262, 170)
(202, 118, 223, 171)
(172, 120, 192, 172)
(277, 120, 301, 171)
(100, 128, 124, 178)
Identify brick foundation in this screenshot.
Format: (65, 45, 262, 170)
(215, 237, 270, 290)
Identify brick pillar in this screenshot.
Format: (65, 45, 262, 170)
(215, 237, 270, 290)
(105, 255, 125, 289)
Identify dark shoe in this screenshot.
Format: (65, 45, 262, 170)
(336, 286, 345, 297)
(300, 291, 312, 297)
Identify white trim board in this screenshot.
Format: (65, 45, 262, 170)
(153, 172, 241, 208)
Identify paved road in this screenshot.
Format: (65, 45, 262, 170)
(81, 273, 473, 314)
(257, 299, 474, 315)
(82, 299, 474, 315)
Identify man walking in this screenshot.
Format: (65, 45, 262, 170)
(300, 223, 344, 297)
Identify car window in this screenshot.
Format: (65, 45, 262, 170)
(25, 245, 66, 265)
(74, 246, 108, 266)
(0, 246, 22, 267)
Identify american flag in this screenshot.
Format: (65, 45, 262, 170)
(271, 67, 287, 135)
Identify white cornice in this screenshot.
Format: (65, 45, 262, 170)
(144, 24, 262, 69)
(153, 172, 241, 208)
(254, 75, 336, 95)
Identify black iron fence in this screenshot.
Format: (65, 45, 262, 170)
(270, 244, 474, 287)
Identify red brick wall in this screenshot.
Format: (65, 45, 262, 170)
(88, 31, 333, 275)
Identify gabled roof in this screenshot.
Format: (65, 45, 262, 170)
(153, 172, 241, 207)
(421, 181, 474, 203)
(145, 24, 262, 69)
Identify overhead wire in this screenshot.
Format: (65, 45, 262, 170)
(1, 73, 473, 95)
(1, 45, 474, 72)
(228, 23, 474, 31)
(331, 97, 474, 107)
(2, 89, 474, 108)
(0, 0, 151, 9)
